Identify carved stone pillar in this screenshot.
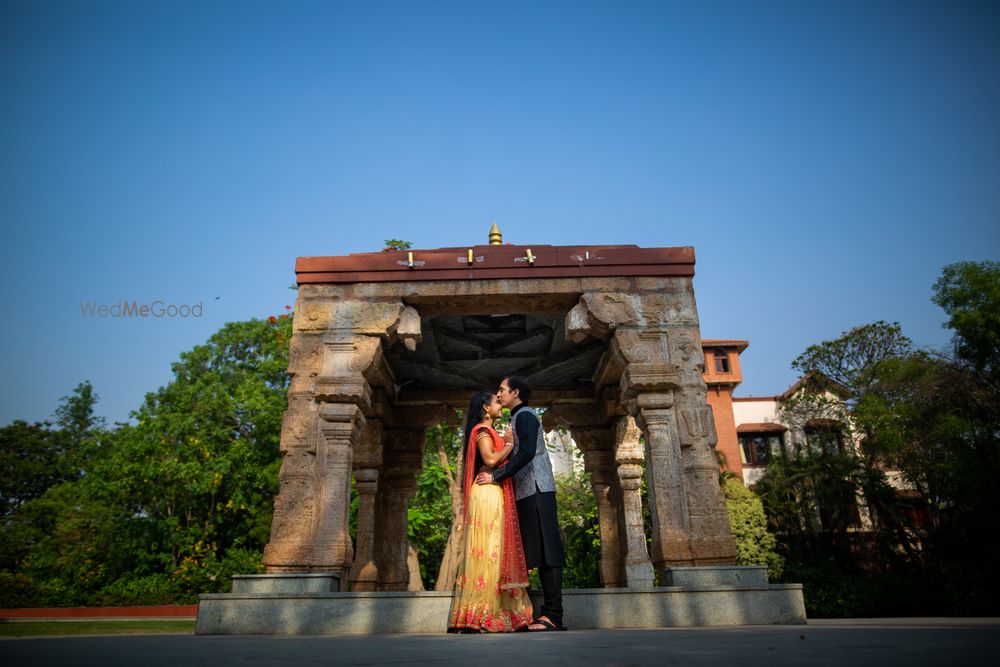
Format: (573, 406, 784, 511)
(263, 326, 325, 573)
(667, 328, 737, 565)
(311, 402, 365, 585)
(614, 415, 655, 588)
(264, 295, 420, 582)
(632, 391, 694, 572)
(566, 289, 737, 582)
(349, 419, 384, 591)
(262, 394, 320, 571)
(573, 427, 624, 588)
(375, 431, 424, 592)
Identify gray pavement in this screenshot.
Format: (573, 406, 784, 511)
(3, 619, 998, 666)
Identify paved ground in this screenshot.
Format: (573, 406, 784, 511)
(4, 619, 998, 666)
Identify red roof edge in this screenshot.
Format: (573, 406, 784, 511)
(295, 244, 696, 284)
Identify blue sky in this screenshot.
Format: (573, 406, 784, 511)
(2, 0, 998, 427)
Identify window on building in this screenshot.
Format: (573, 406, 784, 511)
(805, 422, 845, 457)
(738, 432, 786, 466)
(713, 349, 730, 373)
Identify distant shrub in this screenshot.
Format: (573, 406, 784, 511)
(0, 570, 41, 607)
(723, 478, 784, 581)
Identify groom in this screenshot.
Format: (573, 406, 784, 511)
(476, 375, 567, 631)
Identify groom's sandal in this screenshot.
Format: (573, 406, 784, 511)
(528, 617, 567, 632)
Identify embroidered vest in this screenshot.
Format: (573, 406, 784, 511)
(511, 407, 556, 501)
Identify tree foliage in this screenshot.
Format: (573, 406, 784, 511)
(757, 261, 1000, 615)
(383, 239, 412, 251)
(555, 466, 601, 588)
(791, 321, 912, 406)
(932, 260, 1000, 383)
(408, 423, 462, 590)
(1, 310, 293, 606)
(0, 420, 63, 521)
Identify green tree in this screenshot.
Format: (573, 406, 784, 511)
(91, 315, 291, 573)
(1, 381, 105, 523)
(54, 381, 105, 453)
(0, 420, 60, 521)
(932, 260, 1000, 385)
(2, 310, 294, 606)
(791, 321, 913, 403)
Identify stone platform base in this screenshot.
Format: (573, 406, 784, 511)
(196, 567, 805, 634)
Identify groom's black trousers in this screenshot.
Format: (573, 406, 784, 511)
(538, 565, 563, 626)
(516, 491, 565, 626)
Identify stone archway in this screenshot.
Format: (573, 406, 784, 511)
(261, 242, 736, 591)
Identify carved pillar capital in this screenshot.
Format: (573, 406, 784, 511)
(318, 402, 366, 440)
(315, 334, 380, 410)
(566, 290, 700, 345)
(309, 301, 423, 409)
(296, 299, 421, 345)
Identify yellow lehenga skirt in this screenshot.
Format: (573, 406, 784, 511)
(448, 482, 533, 632)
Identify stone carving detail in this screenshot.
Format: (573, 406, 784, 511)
(566, 291, 699, 343)
(332, 301, 404, 334)
(678, 404, 716, 448)
(610, 330, 653, 364)
(396, 306, 422, 352)
(319, 334, 381, 377)
(297, 302, 332, 331)
(636, 400, 694, 568)
(671, 330, 700, 365)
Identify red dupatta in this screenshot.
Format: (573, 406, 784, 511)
(462, 424, 529, 591)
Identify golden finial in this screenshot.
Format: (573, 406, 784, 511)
(489, 222, 502, 245)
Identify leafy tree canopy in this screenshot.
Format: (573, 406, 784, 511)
(791, 321, 912, 404)
(932, 260, 1000, 383)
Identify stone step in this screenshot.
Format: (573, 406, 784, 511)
(664, 565, 770, 587)
(197, 582, 806, 634)
(231, 573, 342, 595)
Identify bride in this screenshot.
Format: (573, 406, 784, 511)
(447, 390, 533, 632)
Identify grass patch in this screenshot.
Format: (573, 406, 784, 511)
(0, 620, 196, 637)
